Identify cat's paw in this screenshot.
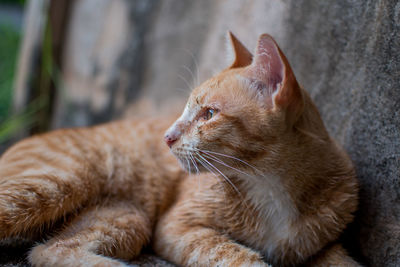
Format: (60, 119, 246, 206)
(249, 262, 272, 267)
(30, 242, 130, 267)
(238, 260, 271, 267)
(210, 255, 271, 267)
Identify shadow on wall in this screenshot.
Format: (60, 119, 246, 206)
(7, 0, 400, 266)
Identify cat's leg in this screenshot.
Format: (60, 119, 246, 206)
(0, 174, 101, 239)
(0, 131, 104, 239)
(154, 210, 270, 267)
(29, 200, 151, 267)
(304, 243, 362, 267)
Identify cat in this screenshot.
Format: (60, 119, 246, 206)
(0, 32, 360, 267)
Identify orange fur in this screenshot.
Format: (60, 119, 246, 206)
(0, 33, 359, 266)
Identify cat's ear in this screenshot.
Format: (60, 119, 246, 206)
(246, 34, 303, 125)
(226, 31, 253, 68)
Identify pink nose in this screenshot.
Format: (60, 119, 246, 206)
(164, 134, 178, 148)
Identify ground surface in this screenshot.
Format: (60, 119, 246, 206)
(0, 242, 175, 267)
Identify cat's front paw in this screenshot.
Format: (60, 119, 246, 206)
(248, 262, 272, 267)
(237, 260, 271, 267)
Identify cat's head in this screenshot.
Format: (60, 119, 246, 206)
(165, 32, 311, 174)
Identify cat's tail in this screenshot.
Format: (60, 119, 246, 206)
(304, 243, 362, 267)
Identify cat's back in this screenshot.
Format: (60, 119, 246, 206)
(1, 116, 176, 172)
(0, 116, 185, 216)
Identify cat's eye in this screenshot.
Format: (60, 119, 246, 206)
(204, 108, 215, 120)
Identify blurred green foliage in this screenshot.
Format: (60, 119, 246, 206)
(0, 1, 59, 146)
(0, 24, 20, 123)
(0, 0, 25, 5)
(0, 14, 58, 144)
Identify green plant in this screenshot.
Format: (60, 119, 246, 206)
(0, 98, 44, 143)
(0, 24, 20, 123)
(0, 0, 25, 5)
(0, 9, 64, 145)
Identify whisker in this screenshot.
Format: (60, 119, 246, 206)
(201, 153, 254, 177)
(194, 155, 228, 203)
(195, 152, 246, 204)
(182, 48, 200, 87)
(198, 149, 262, 175)
(188, 152, 201, 192)
(194, 154, 221, 180)
(195, 153, 249, 209)
(181, 147, 254, 176)
(178, 74, 193, 92)
(194, 154, 215, 175)
(184, 156, 191, 175)
(189, 154, 200, 174)
(182, 65, 197, 89)
(194, 153, 225, 180)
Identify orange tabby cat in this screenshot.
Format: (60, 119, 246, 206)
(0, 32, 359, 266)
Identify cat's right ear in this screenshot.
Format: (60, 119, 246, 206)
(226, 31, 253, 68)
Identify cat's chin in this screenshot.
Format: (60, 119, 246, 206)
(176, 156, 208, 174)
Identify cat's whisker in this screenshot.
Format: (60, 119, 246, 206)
(195, 153, 248, 208)
(184, 156, 192, 175)
(194, 154, 220, 180)
(182, 65, 197, 89)
(200, 152, 254, 177)
(181, 148, 252, 201)
(182, 147, 247, 176)
(194, 154, 228, 187)
(188, 153, 201, 192)
(189, 153, 200, 174)
(185, 147, 261, 177)
(194, 155, 229, 203)
(195, 152, 245, 202)
(182, 48, 200, 87)
(178, 74, 194, 92)
(197, 149, 262, 175)
(177, 149, 196, 175)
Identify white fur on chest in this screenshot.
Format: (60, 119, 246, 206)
(239, 174, 297, 259)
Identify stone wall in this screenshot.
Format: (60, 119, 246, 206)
(282, 2, 400, 266)
(9, 0, 400, 266)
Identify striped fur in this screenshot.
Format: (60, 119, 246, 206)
(0, 33, 359, 266)
(0, 118, 185, 266)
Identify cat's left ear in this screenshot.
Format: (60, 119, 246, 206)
(246, 34, 304, 125)
(226, 31, 253, 68)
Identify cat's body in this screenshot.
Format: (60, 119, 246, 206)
(0, 118, 185, 265)
(0, 33, 359, 266)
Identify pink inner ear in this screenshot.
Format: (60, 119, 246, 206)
(248, 35, 284, 96)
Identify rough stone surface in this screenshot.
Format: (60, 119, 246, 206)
(283, 1, 400, 266)
(4, 0, 399, 266)
(0, 242, 174, 267)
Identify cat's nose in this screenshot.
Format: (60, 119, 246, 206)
(165, 122, 184, 148)
(164, 134, 178, 148)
